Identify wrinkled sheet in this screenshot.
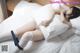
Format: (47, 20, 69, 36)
(0, 32, 80, 53)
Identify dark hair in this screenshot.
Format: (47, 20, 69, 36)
(64, 6, 80, 21)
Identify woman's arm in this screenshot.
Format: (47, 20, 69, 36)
(60, 11, 72, 28)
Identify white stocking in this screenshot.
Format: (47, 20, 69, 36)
(19, 32, 33, 49)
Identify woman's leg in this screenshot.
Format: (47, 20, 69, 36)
(19, 30, 44, 49)
(14, 29, 44, 52)
(14, 20, 37, 38)
(0, 20, 37, 43)
(0, 32, 13, 43)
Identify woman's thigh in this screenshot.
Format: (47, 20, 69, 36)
(0, 16, 37, 38)
(14, 20, 37, 37)
(31, 30, 44, 41)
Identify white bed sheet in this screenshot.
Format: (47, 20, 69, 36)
(0, 33, 80, 53)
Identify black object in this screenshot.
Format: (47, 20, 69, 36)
(11, 30, 23, 50)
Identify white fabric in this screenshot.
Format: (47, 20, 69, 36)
(32, 3, 67, 25)
(59, 35, 80, 53)
(32, 4, 54, 25)
(0, 34, 80, 53)
(40, 15, 69, 40)
(19, 32, 33, 48)
(0, 1, 55, 33)
(51, 3, 61, 12)
(60, 4, 71, 12)
(0, 1, 41, 33)
(13, 0, 42, 16)
(0, 1, 80, 53)
(71, 16, 80, 31)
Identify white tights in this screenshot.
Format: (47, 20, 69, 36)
(14, 32, 33, 53)
(18, 32, 33, 49)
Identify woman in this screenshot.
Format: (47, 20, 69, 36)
(0, 0, 60, 48)
(0, 0, 72, 53)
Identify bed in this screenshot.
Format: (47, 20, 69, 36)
(0, 1, 80, 53)
(0, 29, 80, 53)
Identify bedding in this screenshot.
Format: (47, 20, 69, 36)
(39, 14, 70, 40)
(0, 1, 80, 53)
(0, 30, 80, 53)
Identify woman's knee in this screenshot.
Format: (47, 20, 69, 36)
(21, 32, 33, 41)
(32, 30, 44, 41)
(21, 30, 44, 41)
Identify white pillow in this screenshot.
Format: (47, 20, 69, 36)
(40, 15, 70, 40)
(71, 16, 80, 31)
